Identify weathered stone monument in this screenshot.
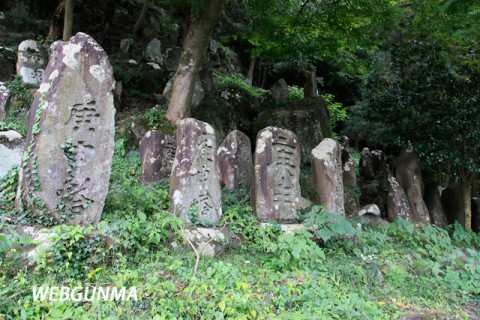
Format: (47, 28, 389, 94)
(396, 149, 430, 223)
(170, 118, 222, 226)
(16, 40, 47, 88)
(270, 78, 289, 102)
(253, 127, 301, 221)
(217, 130, 253, 189)
(145, 38, 163, 64)
(424, 183, 448, 227)
(15, 33, 115, 226)
(0, 82, 11, 121)
(387, 176, 414, 222)
(311, 138, 345, 216)
(139, 130, 176, 183)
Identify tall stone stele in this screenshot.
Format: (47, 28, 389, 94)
(169, 118, 222, 226)
(217, 130, 253, 189)
(139, 130, 176, 183)
(15, 33, 115, 226)
(253, 126, 301, 221)
(311, 138, 345, 216)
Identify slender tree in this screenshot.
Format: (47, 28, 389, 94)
(63, 0, 74, 41)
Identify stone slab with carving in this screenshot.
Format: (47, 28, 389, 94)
(16, 40, 47, 88)
(15, 33, 115, 226)
(217, 130, 253, 189)
(170, 118, 222, 226)
(253, 127, 301, 221)
(140, 130, 176, 183)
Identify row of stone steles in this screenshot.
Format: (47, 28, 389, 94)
(140, 118, 347, 226)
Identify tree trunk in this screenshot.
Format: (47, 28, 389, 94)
(245, 55, 256, 85)
(133, 0, 150, 37)
(63, 0, 74, 41)
(461, 180, 472, 229)
(166, 0, 225, 123)
(46, 0, 65, 44)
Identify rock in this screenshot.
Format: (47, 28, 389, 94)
(0, 82, 11, 120)
(131, 122, 148, 144)
(0, 144, 22, 178)
(343, 159, 357, 188)
(424, 183, 448, 227)
(252, 127, 301, 221)
(16, 39, 47, 88)
(304, 70, 318, 97)
(360, 148, 386, 181)
(358, 204, 380, 217)
(182, 227, 241, 257)
(145, 38, 163, 64)
(164, 47, 182, 72)
(15, 33, 116, 226)
(0, 130, 23, 148)
(359, 214, 390, 227)
(299, 197, 314, 211)
(260, 223, 308, 235)
(270, 78, 289, 103)
(147, 62, 161, 70)
(169, 118, 222, 226)
(139, 130, 176, 183)
(120, 38, 133, 53)
(209, 39, 218, 53)
(396, 149, 430, 223)
(311, 138, 345, 216)
(216, 130, 253, 189)
(387, 176, 414, 222)
(252, 97, 331, 163)
(16, 225, 56, 265)
(128, 59, 137, 64)
(441, 184, 466, 226)
(0, 47, 16, 82)
(163, 75, 205, 109)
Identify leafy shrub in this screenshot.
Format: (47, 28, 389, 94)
(0, 166, 19, 213)
(214, 72, 268, 99)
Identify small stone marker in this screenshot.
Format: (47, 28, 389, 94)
(16, 40, 47, 88)
(253, 127, 301, 221)
(145, 38, 163, 64)
(169, 118, 222, 226)
(15, 33, 115, 226)
(0, 82, 11, 120)
(387, 176, 413, 222)
(311, 138, 345, 216)
(270, 78, 289, 102)
(217, 130, 253, 189)
(140, 130, 176, 183)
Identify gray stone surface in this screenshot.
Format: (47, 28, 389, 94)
(0, 130, 23, 148)
(253, 127, 301, 221)
(387, 176, 414, 222)
(424, 183, 448, 227)
(0, 144, 22, 178)
(163, 75, 205, 108)
(170, 118, 222, 226)
(120, 38, 133, 53)
(145, 38, 163, 64)
(217, 130, 253, 189)
(270, 78, 289, 102)
(396, 149, 430, 224)
(311, 138, 345, 216)
(304, 70, 318, 97)
(164, 47, 182, 71)
(181, 227, 241, 257)
(358, 204, 380, 217)
(0, 82, 11, 120)
(140, 130, 176, 183)
(15, 33, 115, 226)
(16, 39, 47, 88)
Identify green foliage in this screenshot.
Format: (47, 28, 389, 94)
(322, 93, 347, 129)
(213, 72, 268, 99)
(0, 166, 19, 213)
(287, 85, 304, 101)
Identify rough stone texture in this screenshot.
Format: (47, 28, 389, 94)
(139, 130, 176, 183)
(396, 149, 430, 224)
(0, 82, 11, 120)
(358, 204, 380, 217)
(16, 39, 47, 88)
(260, 223, 308, 235)
(360, 148, 386, 181)
(304, 70, 318, 97)
(0, 47, 16, 82)
(343, 159, 357, 188)
(16, 225, 56, 265)
(424, 183, 448, 228)
(299, 197, 314, 211)
(472, 198, 480, 233)
(387, 176, 414, 222)
(270, 78, 289, 102)
(163, 74, 205, 108)
(252, 97, 331, 163)
(0, 130, 23, 149)
(15, 33, 115, 226)
(209, 39, 218, 53)
(120, 38, 133, 53)
(0, 144, 22, 178)
(253, 127, 301, 221)
(440, 184, 465, 226)
(217, 130, 253, 189)
(169, 118, 222, 226)
(164, 47, 182, 71)
(181, 227, 241, 257)
(359, 215, 390, 227)
(131, 122, 148, 144)
(311, 138, 345, 216)
(145, 38, 163, 64)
